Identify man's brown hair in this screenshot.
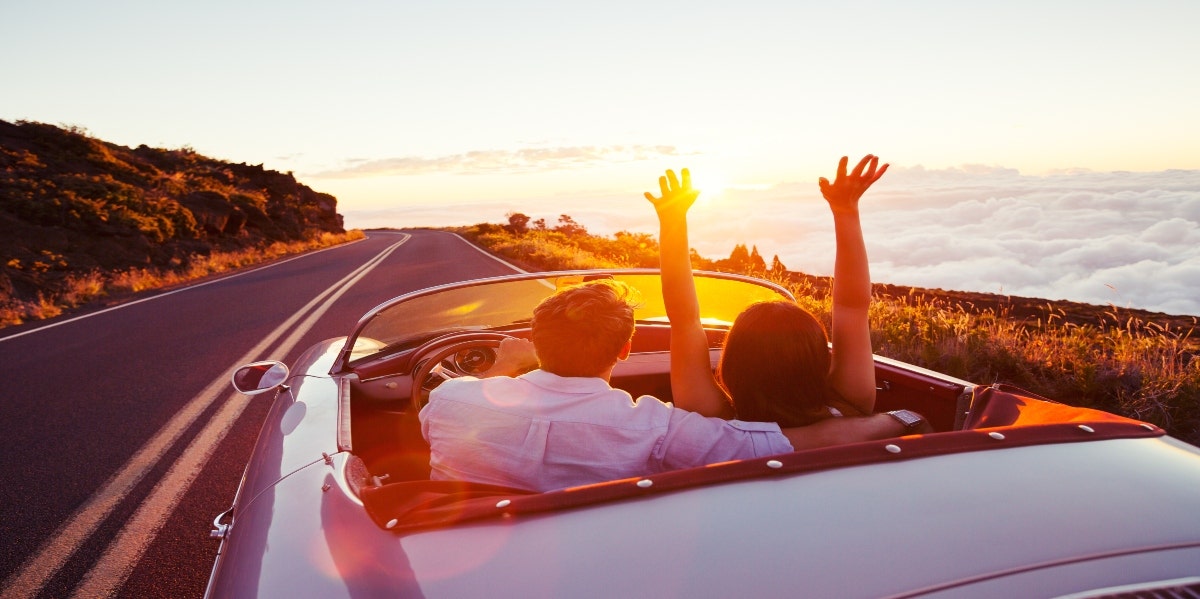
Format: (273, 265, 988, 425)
(531, 280, 638, 377)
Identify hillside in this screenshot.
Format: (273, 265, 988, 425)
(1, 120, 349, 325)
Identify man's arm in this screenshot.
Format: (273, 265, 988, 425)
(781, 412, 933, 451)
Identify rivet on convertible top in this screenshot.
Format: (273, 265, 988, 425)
(988, 432, 1005, 440)
(885, 444, 902, 454)
(1078, 425, 1095, 433)
(636, 479, 653, 488)
(385, 519, 398, 529)
(496, 499, 512, 508)
(766, 460, 783, 469)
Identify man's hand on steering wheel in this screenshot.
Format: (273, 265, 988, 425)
(410, 332, 538, 412)
(482, 337, 538, 378)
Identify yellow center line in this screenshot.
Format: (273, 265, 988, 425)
(0, 233, 409, 599)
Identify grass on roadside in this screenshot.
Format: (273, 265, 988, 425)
(0, 230, 365, 327)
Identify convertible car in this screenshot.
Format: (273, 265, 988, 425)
(205, 269, 1200, 598)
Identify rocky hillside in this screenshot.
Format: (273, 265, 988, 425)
(0, 120, 345, 311)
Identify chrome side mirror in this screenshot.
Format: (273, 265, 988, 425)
(231, 361, 290, 395)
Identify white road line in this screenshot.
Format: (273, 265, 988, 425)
(0, 234, 409, 599)
(450, 232, 528, 273)
(71, 236, 406, 598)
(449, 232, 560, 289)
(0, 235, 368, 344)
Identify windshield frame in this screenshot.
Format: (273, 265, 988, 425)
(331, 268, 795, 374)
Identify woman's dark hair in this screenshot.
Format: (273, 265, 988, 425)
(717, 301, 834, 427)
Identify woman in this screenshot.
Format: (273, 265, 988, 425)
(644, 155, 886, 427)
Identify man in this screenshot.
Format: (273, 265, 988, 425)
(419, 280, 926, 493)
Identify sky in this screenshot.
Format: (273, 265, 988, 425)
(3, 1, 1199, 315)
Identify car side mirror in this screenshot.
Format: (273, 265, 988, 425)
(231, 361, 290, 395)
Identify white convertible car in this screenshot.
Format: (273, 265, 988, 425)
(206, 270, 1200, 598)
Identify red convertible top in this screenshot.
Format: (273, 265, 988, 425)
(360, 385, 1162, 534)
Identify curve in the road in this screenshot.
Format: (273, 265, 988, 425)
(1, 229, 528, 598)
(2, 235, 413, 599)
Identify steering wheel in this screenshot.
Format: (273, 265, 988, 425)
(409, 331, 515, 411)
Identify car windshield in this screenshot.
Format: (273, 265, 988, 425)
(341, 269, 793, 367)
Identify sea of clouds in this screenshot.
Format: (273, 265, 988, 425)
(343, 166, 1200, 317)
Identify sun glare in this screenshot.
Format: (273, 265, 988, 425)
(689, 170, 730, 203)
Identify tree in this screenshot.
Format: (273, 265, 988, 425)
(728, 244, 750, 271)
(770, 254, 788, 278)
(748, 245, 767, 273)
(554, 214, 587, 237)
(506, 212, 530, 235)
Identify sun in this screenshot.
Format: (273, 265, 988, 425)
(688, 169, 730, 203)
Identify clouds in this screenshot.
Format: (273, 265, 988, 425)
(341, 166, 1200, 316)
(311, 145, 688, 178)
(694, 166, 1200, 316)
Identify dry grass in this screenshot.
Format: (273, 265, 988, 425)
(0, 230, 365, 327)
(459, 226, 658, 271)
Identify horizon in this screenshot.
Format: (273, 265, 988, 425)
(340, 163, 1200, 317)
(3, 1, 1198, 315)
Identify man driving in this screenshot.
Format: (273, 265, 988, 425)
(419, 279, 921, 492)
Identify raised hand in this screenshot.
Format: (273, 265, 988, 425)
(644, 168, 699, 218)
(644, 166, 734, 418)
(821, 154, 882, 415)
(818, 155, 888, 214)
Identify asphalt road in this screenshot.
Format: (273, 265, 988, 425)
(0, 229, 523, 599)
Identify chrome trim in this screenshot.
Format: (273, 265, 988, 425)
(336, 375, 353, 452)
(1052, 576, 1200, 599)
(888, 542, 1200, 599)
(872, 353, 975, 389)
(209, 507, 233, 539)
(358, 371, 410, 384)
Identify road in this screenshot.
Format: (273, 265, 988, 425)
(0, 229, 522, 598)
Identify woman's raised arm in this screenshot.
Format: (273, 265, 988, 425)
(645, 169, 734, 418)
(819, 155, 888, 416)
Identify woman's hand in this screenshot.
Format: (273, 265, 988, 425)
(643, 167, 734, 418)
(819, 155, 888, 215)
(644, 168, 699, 218)
(823, 155, 884, 415)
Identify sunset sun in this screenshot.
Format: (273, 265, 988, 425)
(690, 169, 731, 202)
